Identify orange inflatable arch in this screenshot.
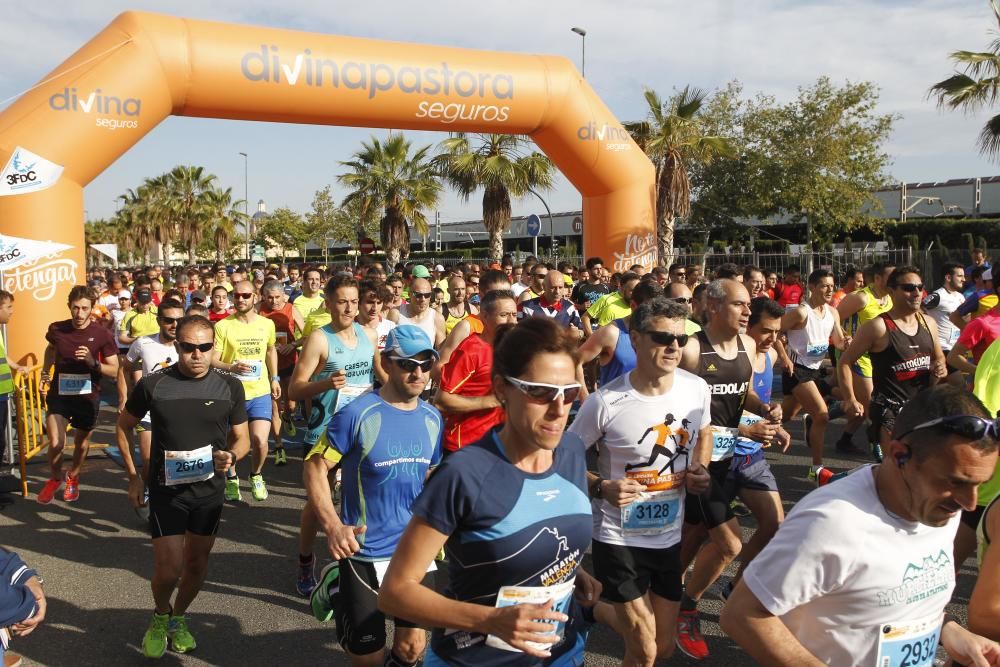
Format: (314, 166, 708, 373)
(0, 11, 654, 362)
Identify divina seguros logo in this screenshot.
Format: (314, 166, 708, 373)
(48, 87, 141, 131)
(577, 121, 631, 152)
(239, 45, 513, 125)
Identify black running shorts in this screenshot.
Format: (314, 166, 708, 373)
(47, 394, 100, 432)
(148, 491, 224, 539)
(781, 363, 825, 395)
(335, 558, 432, 656)
(591, 540, 682, 604)
(683, 459, 736, 529)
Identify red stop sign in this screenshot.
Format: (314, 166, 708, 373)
(359, 237, 376, 255)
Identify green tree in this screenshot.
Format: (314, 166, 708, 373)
(339, 134, 442, 267)
(434, 134, 555, 262)
(203, 186, 245, 263)
(929, 1, 1000, 157)
(305, 186, 380, 261)
(167, 165, 218, 263)
(254, 207, 311, 260)
(625, 86, 737, 265)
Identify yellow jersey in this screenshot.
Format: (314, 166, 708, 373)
(213, 314, 276, 399)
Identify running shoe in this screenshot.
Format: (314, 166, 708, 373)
(250, 474, 268, 501)
(827, 400, 845, 420)
(224, 477, 241, 502)
(676, 608, 709, 660)
(296, 554, 317, 597)
(142, 611, 170, 659)
(36, 478, 62, 505)
(63, 475, 80, 502)
(168, 615, 197, 653)
(310, 561, 340, 622)
(871, 441, 884, 463)
(729, 498, 750, 517)
(835, 433, 865, 456)
(274, 447, 288, 466)
(283, 417, 296, 438)
(808, 465, 835, 487)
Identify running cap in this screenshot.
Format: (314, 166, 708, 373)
(190, 290, 207, 302)
(383, 324, 440, 360)
(434, 264, 445, 272)
(117, 290, 132, 299)
(135, 287, 153, 303)
(411, 265, 431, 279)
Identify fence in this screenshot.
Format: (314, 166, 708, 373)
(15, 366, 47, 498)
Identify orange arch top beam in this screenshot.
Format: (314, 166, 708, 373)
(0, 11, 654, 362)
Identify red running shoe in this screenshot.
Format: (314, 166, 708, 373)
(37, 478, 63, 505)
(676, 608, 709, 660)
(63, 475, 80, 502)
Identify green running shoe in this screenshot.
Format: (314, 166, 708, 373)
(168, 615, 197, 654)
(310, 561, 340, 622)
(225, 477, 241, 502)
(274, 447, 288, 466)
(250, 474, 268, 501)
(282, 416, 296, 437)
(142, 611, 170, 658)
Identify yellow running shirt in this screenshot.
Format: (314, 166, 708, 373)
(292, 293, 325, 319)
(213, 314, 276, 400)
(973, 338, 1000, 508)
(302, 306, 332, 338)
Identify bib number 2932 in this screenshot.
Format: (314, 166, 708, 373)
(876, 614, 942, 667)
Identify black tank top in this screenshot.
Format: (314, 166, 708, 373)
(871, 312, 934, 403)
(696, 330, 753, 428)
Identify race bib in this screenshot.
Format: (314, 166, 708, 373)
(486, 579, 575, 654)
(58, 373, 92, 396)
(806, 342, 829, 358)
(948, 328, 960, 346)
(875, 613, 942, 667)
(164, 445, 215, 486)
(237, 359, 263, 381)
(622, 488, 682, 535)
(710, 426, 739, 461)
(333, 384, 371, 414)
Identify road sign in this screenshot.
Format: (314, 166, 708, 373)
(572, 216, 583, 234)
(359, 237, 376, 255)
(251, 244, 265, 262)
(526, 214, 541, 237)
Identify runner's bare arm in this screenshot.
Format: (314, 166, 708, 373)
(720, 581, 826, 667)
(968, 502, 1000, 640)
(98, 352, 119, 379)
(678, 333, 702, 374)
(836, 290, 867, 321)
(288, 330, 344, 400)
(947, 342, 977, 376)
(379, 516, 568, 659)
(836, 317, 885, 411)
(576, 324, 614, 366)
(115, 410, 142, 479)
(434, 311, 446, 348)
(228, 420, 250, 462)
(691, 419, 715, 469)
(780, 306, 807, 331)
(950, 309, 970, 331)
(364, 327, 387, 385)
(924, 317, 948, 381)
(266, 343, 280, 399)
(303, 453, 361, 560)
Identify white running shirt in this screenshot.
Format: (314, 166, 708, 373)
(786, 304, 836, 370)
(923, 287, 965, 351)
(743, 465, 958, 667)
(569, 370, 711, 549)
(126, 334, 177, 377)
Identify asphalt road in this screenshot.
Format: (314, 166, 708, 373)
(0, 398, 980, 666)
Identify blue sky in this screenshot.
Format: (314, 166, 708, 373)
(3, 0, 999, 225)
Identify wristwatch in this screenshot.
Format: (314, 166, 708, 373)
(591, 478, 605, 500)
(271, 375, 280, 382)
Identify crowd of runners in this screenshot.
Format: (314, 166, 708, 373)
(2, 251, 999, 666)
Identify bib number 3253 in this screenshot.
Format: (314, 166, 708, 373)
(876, 614, 942, 667)
(164, 445, 215, 486)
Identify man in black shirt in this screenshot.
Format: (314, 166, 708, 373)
(116, 315, 249, 659)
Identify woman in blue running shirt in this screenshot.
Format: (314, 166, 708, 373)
(379, 317, 600, 666)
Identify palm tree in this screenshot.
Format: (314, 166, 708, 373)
(625, 86, 736, 265)
(203, 186, 245, 262)
(167, 165, 218, 263)
(338, 134, 442, 267)
(929, 0, 1000, 157)
(434, 134, 555, 262)
(116, 186, 158, 264)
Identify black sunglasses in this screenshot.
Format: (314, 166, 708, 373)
(390, 356, 434, 373)
(895, 283, 924, 293)
(643, 331, 690, 347)
(896, 415, 1000, 442)
(178, 341, 214, 353)
(158, 316, 182, 325)
(671, 297, 693, 305)
(233, 292, 254, 300)
(411, 291, 432, 300)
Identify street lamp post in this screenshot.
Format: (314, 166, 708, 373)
(239, 152, 249, 263)
(571, 27, 586, 77)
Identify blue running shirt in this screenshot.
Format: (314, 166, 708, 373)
(328, 391, 442, 559)
(735, 352, 774, 456)
(412, 428, 592, 666)
(304, 322, 374, 446)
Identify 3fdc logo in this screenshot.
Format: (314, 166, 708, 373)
(0, 147, 64, 197)
(5, 151, 37, 187)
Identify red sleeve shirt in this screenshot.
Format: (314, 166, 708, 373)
(957, 311, 1000, 362)
(439, 334, 504, 452)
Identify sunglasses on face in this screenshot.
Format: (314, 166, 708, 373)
(896, 414, 1000, 442)
(671, 297, 693, 305)
(389, 356, 434, 373)
(673, 272, 687, 278)
(895, 283, 924, 293)
(533, 273, 548, 279)
(468, 281, 480, 287)
(233, 292, 254, 300)
(643, 331, 690, 347)
(158, 316, 182, 325)
(505, 376, 581, 404)
(178, 341, 214, 353)
(411, 291, 432, 300)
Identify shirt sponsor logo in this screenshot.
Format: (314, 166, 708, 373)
(876, 549, 952, 607)
(709, 381, 748, 396)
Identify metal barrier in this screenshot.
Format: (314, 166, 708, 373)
(14, 366, 47, 498)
